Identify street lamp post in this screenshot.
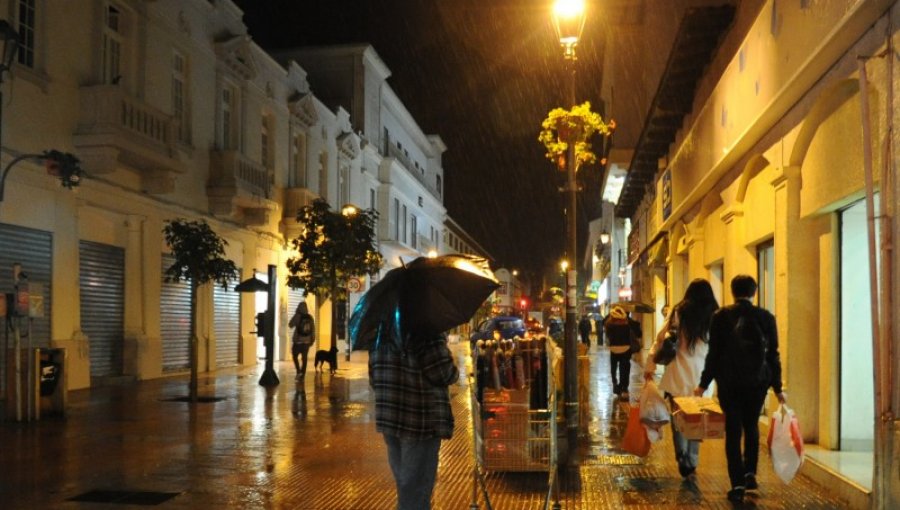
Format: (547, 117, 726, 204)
(552, 0, 586, 460)
(235, 265, 279, 387)
(341, 204, 358, 361)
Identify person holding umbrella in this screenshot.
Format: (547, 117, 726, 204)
(350, 255, 499, 510)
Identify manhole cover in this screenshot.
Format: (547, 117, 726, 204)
(68, 490, 180, 505)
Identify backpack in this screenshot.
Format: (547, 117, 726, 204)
(730, 309, 770, 388)
(299, 315, 314, 335)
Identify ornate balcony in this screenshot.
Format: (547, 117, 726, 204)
(73, 84, 185, 194)
(207, 150, 276, 226)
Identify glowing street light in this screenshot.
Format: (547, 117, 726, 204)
(552, 0, 586, 461)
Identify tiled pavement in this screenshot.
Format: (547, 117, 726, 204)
(0, 344, 850, 509)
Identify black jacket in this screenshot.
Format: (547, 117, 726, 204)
(699, 299, 783, 393)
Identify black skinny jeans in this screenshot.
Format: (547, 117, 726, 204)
(718, 386, 768, 488)
(609, 351, 631, 394)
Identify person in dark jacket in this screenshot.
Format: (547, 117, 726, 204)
(578, 315, 592, 348)
(604, 305, 635, 399)
(695, 275, 785, 502)
(369, 326, 459, 510)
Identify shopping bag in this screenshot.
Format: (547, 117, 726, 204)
(767, 404, 804, 483)
(639, 381, 669, 442)
(622, 406, 651, 457)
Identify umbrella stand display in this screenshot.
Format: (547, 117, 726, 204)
(349, 254, 499, 351)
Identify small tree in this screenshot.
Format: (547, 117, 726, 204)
(163, 219, 238, 402)
(286, 199, 383, 352)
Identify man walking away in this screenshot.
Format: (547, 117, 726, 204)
(369, 327, 459, 510)
(604, 305, 634, 399)
(289, 302, 315, 381)
(578, 315, 592, 348)
(695, 275, 785, 502)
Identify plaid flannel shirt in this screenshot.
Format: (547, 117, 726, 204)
(369, 334, 459, 440)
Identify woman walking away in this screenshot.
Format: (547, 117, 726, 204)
(289, 302, 315, 381)
(644, 279, 719, 481)
(604, 305, 634, 399)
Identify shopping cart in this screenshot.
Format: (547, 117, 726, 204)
(469, 336, 560, 510)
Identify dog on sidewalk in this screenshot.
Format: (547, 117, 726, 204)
(314, 346, 338, 374)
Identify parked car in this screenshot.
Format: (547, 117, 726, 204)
(470, 316, 527, 342)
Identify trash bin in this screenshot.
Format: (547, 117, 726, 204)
(38, 348, 66, 417)
(5, 347, 66, 421)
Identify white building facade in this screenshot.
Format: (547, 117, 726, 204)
(0, 0, 451, 393)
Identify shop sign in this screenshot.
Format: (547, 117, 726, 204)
(661, 169, 672, 221)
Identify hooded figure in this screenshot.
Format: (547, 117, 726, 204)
(289, 301, 315, 380)
(604, 305, 634, 398)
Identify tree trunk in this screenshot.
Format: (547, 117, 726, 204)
(189, 280, 199, 402)
(330, 265, 338, 351)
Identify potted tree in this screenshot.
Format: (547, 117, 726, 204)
(163, 219, 238, 402)
(286, 199, 383, 362)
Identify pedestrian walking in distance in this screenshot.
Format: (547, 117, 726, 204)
(644, 279, 718, 482)
(288, 302, 315, 381)
(578, 315, 592, 348)
(695, 274, 785, 502)
(604, 305, 636, 399)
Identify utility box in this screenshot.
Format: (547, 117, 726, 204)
(5, 347, 66, 421)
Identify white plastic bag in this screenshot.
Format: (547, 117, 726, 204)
(767, 404, 804, 483)
(639, 381, 670, 443)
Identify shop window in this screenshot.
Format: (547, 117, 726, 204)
(756, 240, 774, 312)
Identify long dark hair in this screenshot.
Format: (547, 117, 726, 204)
(675, 278, 719, 351)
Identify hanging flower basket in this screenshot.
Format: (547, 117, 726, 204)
(43, 150, 83, 189)
(538, 101, 613, 172)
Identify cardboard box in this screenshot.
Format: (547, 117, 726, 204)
(672, 396, 725, 440)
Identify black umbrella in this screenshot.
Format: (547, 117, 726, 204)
(349, 254, 499, 351)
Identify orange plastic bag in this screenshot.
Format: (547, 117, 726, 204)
(622, 405, 651, 457)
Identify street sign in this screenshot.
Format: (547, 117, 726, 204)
(347, 277, 362, 293)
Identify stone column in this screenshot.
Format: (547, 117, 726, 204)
(719, 204, 755, 307)
(123, 215, 148, 379)
(772, 164, 821, 440)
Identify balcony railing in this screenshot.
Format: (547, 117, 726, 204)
(386, 144, 440, 198)
(73, 84, 184, 193)
(72, 85, 186, 193)
(208, 150, 275, 224)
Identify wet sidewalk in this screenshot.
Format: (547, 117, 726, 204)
(1, 344, 849, 509)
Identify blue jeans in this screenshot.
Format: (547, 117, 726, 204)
(666, 393, 700, 476)
(383, 434, 441, 510)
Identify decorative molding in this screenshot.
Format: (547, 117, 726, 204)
(719, 204, 744, 224)
(770, 164, 801, 190)
(288, 92, 317, 128)
(214, 35, 258, 81)
(337, 132, 359, 159)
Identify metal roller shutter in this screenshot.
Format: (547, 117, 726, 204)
(213, 274, 240, 367)
(0, 223, 53, 398)
(79, 241, 125, 379)
(160, 255, 191, 372)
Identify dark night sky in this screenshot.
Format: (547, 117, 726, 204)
(235, 0, 610, 283)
